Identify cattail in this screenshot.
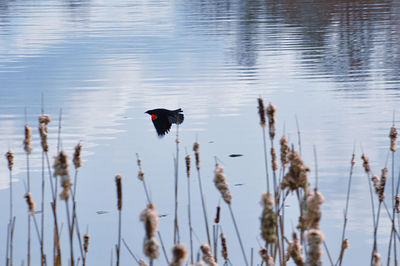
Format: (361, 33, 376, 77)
(84, 234, 90, 253)
(220, 234, 228, 261)
(6, 150, 14, 171)
(271, 147, 278, 171)
(351, 153, 355, 167)
(214, 205, 221, 224)
(338, 238, 349, 260)
(139, 259, 149, 266)
(38, 114, 51, 152)
(280, 136, 290, 168)
(396, 195, 400, 213)
(266, 103, 276, 139)
(54, 151, 71, 200)
(372, 252, 382, 266)
(200, 244, 217, 266)
(281, 151, 310, 192)
(140, 204, 159, 238)
(24, 192, 35, 215)
(372, 168, 387, 202)
(258, 98, 266, 127)
(185, 155, 191, 178)
(24, 124, 33, 154)
(372, 175, 380, 194)
(73, 143, 82, 169)
(214, 165, 232, 204)
(115, 174, 122, 210)
(306, 229, 323, 266)
(361, 154, 370, 173)
(144, 237, 160, 259)
(390, 125, 398, 152)
(300, 190, 324, 230)
(287, 232, 304, 266)
(170, 243, 188, 266)
(259, 248, 274, 265)
(193, 142, 200, 170)
(138, 170, 145, 181)
(260, 192, 276, 243)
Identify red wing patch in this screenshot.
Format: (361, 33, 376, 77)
(151, 114, 158, 120)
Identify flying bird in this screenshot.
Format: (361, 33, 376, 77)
(145, 108, 184, 136)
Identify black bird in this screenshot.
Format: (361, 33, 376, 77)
(145, 108, 184, 136)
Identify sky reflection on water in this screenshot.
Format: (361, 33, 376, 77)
(0, 0, 400, 265)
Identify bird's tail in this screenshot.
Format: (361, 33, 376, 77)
(170, 109, 184, 124)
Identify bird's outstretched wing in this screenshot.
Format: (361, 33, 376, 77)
(167, 108, 184, 124)
(152, 115, 172, 136)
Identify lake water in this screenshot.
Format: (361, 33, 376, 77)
(1, 0, 400, 265)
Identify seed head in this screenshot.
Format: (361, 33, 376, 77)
(24, 192, 36, 215)
(361, 154, 370, 173)
(23, 124, 33, 154)
(144, 237, 160, 259)
(84, 234, 90, 253)
(115, 174, 122, 210)
(200, 244, 217, 266)
(260, 192, 276, 243)
(73, 143, 82, 169)
(5, 150, 14, 171)
(390, 125, 398, 152)
(54, 151, 71, 201)
(140, 203, 159, 238)
(258, 98, 266, 127)
(214, 165, 232, 204)
(185, 155, 191, 178)
(306, 229, 324, 266)
(170, 244, 188, 266)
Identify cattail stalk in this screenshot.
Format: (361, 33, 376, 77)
(82, 234, 90, 266)
(24, 123, 33, 266)
(258, 98, 271, 193)
(174, 123, 181, 244)
(193, 142, 212, 246)
(6, 150, 14, 266)
(115, 174, 123, 266)
(185, 154, 194, 264)
(361, 154, 376, 229)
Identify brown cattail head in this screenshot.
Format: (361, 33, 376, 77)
(115, 174, 122, 210)
(24, 124, 33, 155)
(281, 151, 310, 192)
(266, 103, 277, 139)
(396, 195, 400, 213)
(220, 233, 228, 261)
(214, 165, 232, 204)
(341, 238, 349, 252)
(84, 234, 90, 253)
(24, 192, 35, 215)
(140, 203, 159, 238)
(185, 155, 191, 178)
(6, 150, 14, 171)
(306, 229, 324, 266)
(200, 244, 217, 266)
(271, 147, 278, 171)
(138, 170, 145, 181)
(259, 247, 274, 265)
(280, 136, 291, 168)
(372, 175, 380, 194)
(373, 252, 381, 266)
(260, 192, 276, 243)
(361, 154, 370, 173)
(54, 151, 72, 200)
(38, 114, 51, 152)
(73, 143, 82, 169)
(193, 142, 200, 170)
(301, 190, 325, 230)
(214, 205, 221, 224)
(351, 153, 355, 167)
(373, 168, 387, 202)
(144, 237, 160, 259)
(390, 125, 398, 152)
(258, 98, 266, 127)
(287, 232, 304, 266)
(170, 243, 188, 266)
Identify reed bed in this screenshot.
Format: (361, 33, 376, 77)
(2, 100, 400, 266)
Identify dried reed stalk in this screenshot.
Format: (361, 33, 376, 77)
(258, 98, 271, 193)
(115, 174, 123, 266)
(24, 123, 33, 266)
(185, 154, 194, 264)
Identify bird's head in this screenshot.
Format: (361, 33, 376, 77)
(145, 110, 158, 120)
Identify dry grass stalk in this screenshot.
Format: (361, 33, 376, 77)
(281, 151, 310, 192)
(260, 192, 276, 243)
(280, 136, 290, 168)
(200, 244, 217, 266)
(259, 247, 274, 266)
(24, 192, 36, 215)
(84, 234, 90, 253)
(389, 125, 397, 152)
(39, 114, 51, 152)
(258, 98, 266, 127)
(6, 150, 14, 171)
(170, 244, 188, 266)
(266, 103, 277, 140)
(24, 124, 33, 154)
(220, 233, 228, 261)
(361, 154, 371, 173)
(306, 229, 324, 266)
(54, 151, 71, 200)
(287, 232, 304, 266)
(73, 143, 82, 169)
(372, 252, 381, 266)
(300, 190, 324, 230)
(115, 174, 122, 210)
(214, 165, 232, 204)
